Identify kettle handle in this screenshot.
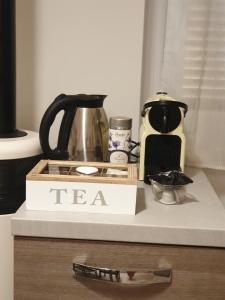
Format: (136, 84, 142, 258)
(39, 94, 76, 159)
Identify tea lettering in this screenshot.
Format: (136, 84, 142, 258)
(50, 188, 67, 204)
(49, 188, 108, 206)
(72, 189, 87, 204)
(91, 190, 107, 206)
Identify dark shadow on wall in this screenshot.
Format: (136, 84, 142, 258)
(16, 0, 36, 131)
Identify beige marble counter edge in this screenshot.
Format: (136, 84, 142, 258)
(11, 168, 225, 247)
(12, 217, 225, 248)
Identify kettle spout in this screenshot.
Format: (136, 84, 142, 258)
(92, 94, 107, 101)
(90, 94, 107, 107)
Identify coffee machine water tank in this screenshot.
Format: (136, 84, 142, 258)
(139, 92, 188, 182)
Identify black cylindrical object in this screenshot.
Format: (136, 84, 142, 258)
(0, 0, 42, 214)
(0, 155, 42, 214)
(0, 0, 16, 135)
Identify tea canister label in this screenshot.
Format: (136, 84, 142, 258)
(108, 129, 131, 163)
(110, 151, 128, 163)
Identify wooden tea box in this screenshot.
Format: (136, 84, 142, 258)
(26, 160, 138, 215)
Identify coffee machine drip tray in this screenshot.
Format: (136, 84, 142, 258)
(144, 135, 181, 182)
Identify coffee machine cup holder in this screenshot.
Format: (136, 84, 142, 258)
(147, 170, 193, 205)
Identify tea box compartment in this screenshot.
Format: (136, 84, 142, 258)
(26, 160, 137, 215)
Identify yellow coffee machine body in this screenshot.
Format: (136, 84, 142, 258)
(139, 92, 188, 182)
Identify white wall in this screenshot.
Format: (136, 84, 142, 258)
(141, 0, 168, 106)
(16, 0, 145, 142)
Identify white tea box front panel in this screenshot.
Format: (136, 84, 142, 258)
(26, 181, 137, 215)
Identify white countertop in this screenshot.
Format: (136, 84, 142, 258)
(12, 167, 225, 247)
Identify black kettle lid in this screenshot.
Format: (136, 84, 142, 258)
(61, 94, 107, 108)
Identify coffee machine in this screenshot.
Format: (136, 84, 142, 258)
(139, 92, 188, 182)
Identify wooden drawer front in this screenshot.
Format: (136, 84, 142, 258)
(14, 237, 225, 300)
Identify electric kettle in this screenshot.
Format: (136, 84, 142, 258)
(39, 93, 109, 162)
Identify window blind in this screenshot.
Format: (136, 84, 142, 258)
(162, 0, 225, 169)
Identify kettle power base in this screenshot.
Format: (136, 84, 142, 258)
(26, 160, 137, 215)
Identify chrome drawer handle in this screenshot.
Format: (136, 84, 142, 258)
(73, 263, 172, 286)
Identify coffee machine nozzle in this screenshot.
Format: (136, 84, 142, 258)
(139, 92, 188, 183)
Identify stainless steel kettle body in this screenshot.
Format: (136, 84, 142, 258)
(39, 94, 109, 162)
(68, 107, 108, 161)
